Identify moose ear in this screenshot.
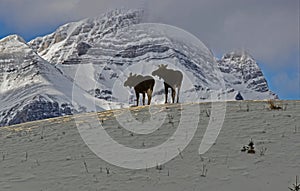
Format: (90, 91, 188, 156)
(129, 72, 132, 77)
(163, 64, 168, 68)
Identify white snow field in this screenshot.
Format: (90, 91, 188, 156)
(0, 100, 299, 191)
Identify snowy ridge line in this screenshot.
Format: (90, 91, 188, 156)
(0, 100, 292, 129)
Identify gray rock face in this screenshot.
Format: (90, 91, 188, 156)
(77, 42, 92, 56)
(4, 96, 73, 126)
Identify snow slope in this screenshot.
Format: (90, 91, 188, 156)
(0, 35, 111, 126)
(0, 101, 299, 190)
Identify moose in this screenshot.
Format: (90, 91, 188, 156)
(152, 64, 183, 104)
(124, 73, 155, 106)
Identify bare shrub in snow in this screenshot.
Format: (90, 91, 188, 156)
(267, 100, 282, 110)
(289, 176, 300, 191)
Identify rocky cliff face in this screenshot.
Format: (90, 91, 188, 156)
(0, 10, 278, 126)
(217, 51, 278, 100)
(29, 10, 143, 65)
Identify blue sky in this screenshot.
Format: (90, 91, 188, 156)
(0, 0, 299, 99)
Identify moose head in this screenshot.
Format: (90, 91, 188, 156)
(124, 72, 137, 88)
(152, 64, 168, 79)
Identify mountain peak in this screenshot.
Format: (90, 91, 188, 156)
(29, 9, 144, 64)
(218, 50, 278, 99)
(95, 8, 143, 20)
(0, 34, 26, 44)
(0, 34, 30, 54)
(221, 50, 254, 61)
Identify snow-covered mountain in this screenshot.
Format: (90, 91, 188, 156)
(0, 35, 72, 126)
(217, 51, 278, 100)
(28, 10, 221, 105)
(0, 35, 109, 127)
(0, 9, 277, 126)
(29, 9, 143, 65)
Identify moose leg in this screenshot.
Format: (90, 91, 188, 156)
(136, 92, 139, 106)
(142, 93, 146, 105)
(171, 88, 176, 103)
(176, 86, 180, 103)
(164, 83, 168, 104)
(147, 89, 153, 105)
